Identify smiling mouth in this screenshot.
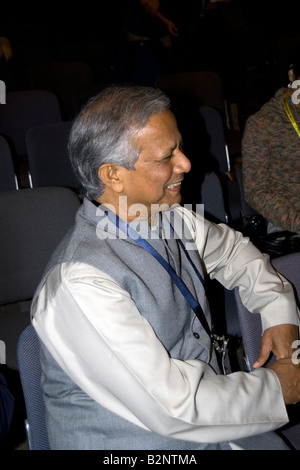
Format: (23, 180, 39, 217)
(167, 182, 182, 189)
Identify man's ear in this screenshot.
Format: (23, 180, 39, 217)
(98, 164, 124, 193)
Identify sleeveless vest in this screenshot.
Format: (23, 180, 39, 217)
(35, 199, 230, 450)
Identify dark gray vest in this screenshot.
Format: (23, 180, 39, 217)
(36, 199, 229, 450)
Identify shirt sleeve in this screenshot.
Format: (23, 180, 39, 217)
(32, 261, 289, 444)
(177, 206, 300, 332)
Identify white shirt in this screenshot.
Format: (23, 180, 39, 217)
(32, 207, 300, 444)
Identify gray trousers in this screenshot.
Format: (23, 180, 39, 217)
(230, 431, 291, 450)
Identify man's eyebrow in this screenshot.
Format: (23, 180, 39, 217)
(173, 138, 184, 151)
(164, 138, 183, 155)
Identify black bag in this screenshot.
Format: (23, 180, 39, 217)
(258, 231, 300, 258)
(241, 215, 300, 258)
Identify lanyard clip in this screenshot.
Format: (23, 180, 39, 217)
(211, 333, 231, 375)
(211, 333, 228, 355)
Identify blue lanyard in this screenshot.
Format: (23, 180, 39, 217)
(114, 213, 213, 341)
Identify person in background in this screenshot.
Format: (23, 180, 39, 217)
(242, 60, 300, 235)
(121, 0, 178, 85)
(0, 37, 13, 62)
(125, 0, 179, 43)
(32, 85, 300, 450)
(139, 0, 179, 38)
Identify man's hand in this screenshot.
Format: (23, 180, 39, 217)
(157, 14, 179, 37)
(252, 323, 299, 369)
(268, 357, 300, 405)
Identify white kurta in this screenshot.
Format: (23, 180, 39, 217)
(32, 206, 300, 444)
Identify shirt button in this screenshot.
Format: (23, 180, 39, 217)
(193, 332, 200, 339)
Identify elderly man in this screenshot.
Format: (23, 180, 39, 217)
(32, 86, 300, 450)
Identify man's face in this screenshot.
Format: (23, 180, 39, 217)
(119, 110, 191, 220)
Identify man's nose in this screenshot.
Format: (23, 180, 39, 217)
(174, 149, 191, 174)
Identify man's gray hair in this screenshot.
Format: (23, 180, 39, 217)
(68, 85, 171, 200)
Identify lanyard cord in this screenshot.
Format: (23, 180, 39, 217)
(114, 214, 213, 340)
(283, 90, 300, 138)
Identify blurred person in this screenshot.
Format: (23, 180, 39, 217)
(242, 60, 300, 235)
(124, 0, 179, 43)
(122, 0, 178, 85)
(0, 37, 13, 62)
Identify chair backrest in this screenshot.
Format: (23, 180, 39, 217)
(71, 80, 135, 116)
(26, 121, 80, 191)
(0, 186, 81, 305)
(0, 186, 81, 371)
(201, 171, 228, 224)
(17, 324, 50, 450)
(27, 61, 95, 119)
(198, 106, 231, 174)
(0, 90, 62, 158)
(155, 70, 226, 119)
(178, 103, 233, 213)
(236, 162, 259, 218)
(0, 134, 18, 190)
(233, 251, 300, 371)
(72, 83, 107, 116)
(193, 106, 241, 222)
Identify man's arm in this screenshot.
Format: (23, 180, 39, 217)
(178, 207, 300, 362)
(138, 0, 179, 36)
(32, 262, 289, 443)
